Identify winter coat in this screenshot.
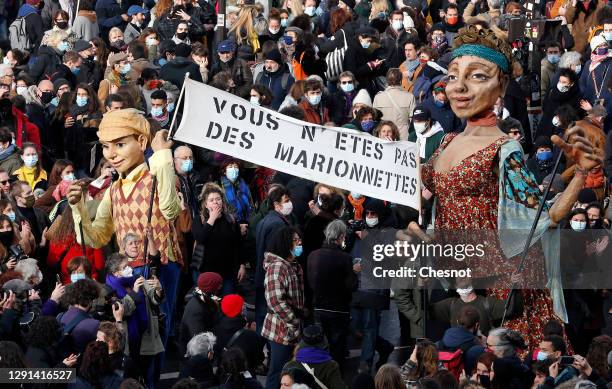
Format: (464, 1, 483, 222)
(180, 293, 219, 356)
(28, 45, 63, 83)
(565, 0, 608, 54)
(9, 106, 42, 150)
(284, 348, 348, 389)
(299, 100, 330, 125)
(72, 10, 99, 41)
(95, 0, 128, 39)
(0, 146, 23, 175)
(255, 210, 291, 288)
(255, 64, 294, 110)
(504, 78, 531, 151)
(209, 57, 253, 97)
(437, 326, 480, 352)
(539, 81, 582, 139)
(191, 213, 243, 278)
(317, 21, 359, 57)
(58, 306, 101, 353)
(159, 56, 203, 89)
(329, 89, 357, 126)
(540, 58, 558, 100)
(25, 346, 64, 368)
(124, 23, 141, 44)
(373, 86, 416, 140)
(17, 4, 44, 52)
(178, 354, 218, 387)
(380, 26, 412, 68)
(422, 97, 464, 134)
(343, 38, 388, 97)
(307, 243, 356, 312)
(154, 6, 211, 42)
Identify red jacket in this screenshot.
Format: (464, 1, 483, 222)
(299, 100, 330, 125)
(12, 106, 41, 150)
(47, 238, 105, 284)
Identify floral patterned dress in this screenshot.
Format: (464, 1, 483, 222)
(422, 132, 560, 350)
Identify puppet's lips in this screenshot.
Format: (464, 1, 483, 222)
(452, 96, 471, 108)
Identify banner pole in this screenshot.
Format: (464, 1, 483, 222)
(168, 72, 190, 140)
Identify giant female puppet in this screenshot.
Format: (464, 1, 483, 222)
(422, 26, 603, 348)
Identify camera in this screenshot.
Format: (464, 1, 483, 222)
(92, 285, 120, 321)
(347, 219, 366, 235)
(8, 244, 27, 261)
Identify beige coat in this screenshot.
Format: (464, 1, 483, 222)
(373, 86, 417, 140)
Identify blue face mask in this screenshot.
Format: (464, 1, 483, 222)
(151, 106, 164, 117)
(361, 120, 375, 132)
(536, 150, 553, 161)
(70, 273, 86, 283)
(360, 40, 370, 49)
(536, 351, 550, 361)
(292, 245, 303, 257)
(167, 102, 175, 112)
(307, 94, 321, 105)
(605, 32, 612, 41)
(50, 97, 59, 106)
(281, 19, 288, 27)
(120, 63, 131, 74)
(351, 192, 362, 199)
(159, 58, 168, 66)
(226, 167, 239, 182)
(433, 98, 445, 107)
(23, 154, 38, 167)
(58, 41, 70, 52)
(547, 54, 560, 64)
(340, 82, 354, 93)
(76, 96, 88, 107)
(7, 211, 15, 222)
(71, 67, 81, 75)
(181, 159, 193, 173)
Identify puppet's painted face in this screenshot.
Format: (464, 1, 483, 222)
(446, 55, 507, 120)
(101, 135, 147, 175)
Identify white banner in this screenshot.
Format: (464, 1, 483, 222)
(173, 79, 421, 209)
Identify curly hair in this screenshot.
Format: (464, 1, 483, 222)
(587, 335, 612, 378)
(60, 278, 100, 307)
(452, 25, 513, 73)
(406, 340, 439, 379)
(80, 341, 112, 385)
(98, 321, 124, 354)
(25, 316, 61, 348)
(199, 182, 231, 223)
(0, 341, 28, 368)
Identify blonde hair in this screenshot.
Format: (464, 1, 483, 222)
(370, 0, 388, 19)
(228, 6, 257, 46)
(287, 0, 303, 15)
(41, 29, 69, 48)
(108, 27, 124, 41)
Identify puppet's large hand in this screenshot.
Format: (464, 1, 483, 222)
(152, 130, 173, 152)
(551, 126, 603, 172)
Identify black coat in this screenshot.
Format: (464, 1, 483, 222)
(307, 243, 356, 312)
(329, 89, 357, 126)
(159, 57, 203, 89)
(539, 81, 583, 139)
(343, 39, 387, 97)
(303, 211, 336, 261)
(25, 346, 62, 368)
(504, 78, 532, 152)
(179, 294, 219, 356)
(24, 11, 44, 53)
(29, 45, 62, 83)
(179, 354, 218, 388)
(192, 214, 243, 278)
(380, 26, 412, 68)
(213, 315, 246, 355)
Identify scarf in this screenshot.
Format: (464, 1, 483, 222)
(152, 110, 169, 128)
(343, 91, 356, 123)
(589, 53, 608, 71)
(416, 122, 444, 158)
(295, 347, 332, 364)
(0, 144, 16, 162)
(220, 176, 252, 223)
(106, 274, 149, 349)
(467, 110, 497, 127)
(536, 156, 554, 172)
(348, 195, 365, 220)
(405, 58, 420, 73)
(19, 165, 40, 189)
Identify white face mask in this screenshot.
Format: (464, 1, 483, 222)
(414, 122, 428, 134)
(280, 201, 293, 215)
(121, 265, 133, 278)
(570, 220, 587, 231)
(556, 82, 570, 93)
(456, 286, 474, 297)
(552, 116, 560, 127)
(365, 217, 378, 227)
(16, 86, 27, 96)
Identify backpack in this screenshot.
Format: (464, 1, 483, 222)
(56, 310, 91, 358)
(9, 17, 31, 51)
(438, 348, 464, 380)
(292, 52, 307, 81)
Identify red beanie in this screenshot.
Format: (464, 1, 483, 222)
(221, 294, 244, 318)
(197, 272, 222, 294)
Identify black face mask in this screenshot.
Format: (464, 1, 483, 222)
(40, 91, 54, 105)
(478, 375, 490, 388)
(55, 21, 68, 29)
(0, 231, 13, 248)
(176, 32, 188, 40)
(111, 40, 126, 50)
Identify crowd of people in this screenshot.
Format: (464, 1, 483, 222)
(0, 0, 610, 388)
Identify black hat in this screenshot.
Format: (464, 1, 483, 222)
(300, 324, 328, 349)
(534, 135, 553, 150)
(264, 49, 283, 65)
(175, 43, 192, 58)
(53, 78, 69, 92)
(340, 0, 356, 9)
(412, 104, 431, 121)
(577, 188, 597, 204)
(74, 39, 92, 52)
(356, 26, 377, 38)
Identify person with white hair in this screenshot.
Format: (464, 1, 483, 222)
(180, 332, 219, 386)
(0, 64, 14, 96)
(28, 28, 71, 83)
(15, 257, 43, 287)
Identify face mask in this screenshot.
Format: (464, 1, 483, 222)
(23, 154, 38, 167)
(6, 211, 15, 222)
(71, 67, 81, 75)
(58, 41, 70, 52)
(594, 47, 608, 56)
(63, 173, 76, 181)
(70, 273, 86, 283)
(304, 6, 315, 16)
(575, 64, 582, 74)
(292, 245, 303, 257)
(392, 20, 403, 30)
(365, 217, 379, 227)
(340, 82, 354, 93)
(478, 375, 490, 387)
(226, 167, 239, 182)
(536, 351, 550, 361)
(56, 21, 68, 29)
(76, 96, 88, 107)
(281, 18, 288, 27)
(250, 96, 260, 105)
(167, 102, 175, 112)
(120, 63, 131, 74)
(547, 54, 560, 64)
(536, 150, 552, 161)
(414, 122, 428, 134)
(433, 98, 445, 107)
(146, 36, 157, 46)
(269, 27, 280, 34)
(41, 91, 54, 105)
(556, 82, 569, 93)
(361, 120, 375, 132)
(280, 201, 293, 215)
(50, 97, 59, 106)
(351, 192, 362, 199)
(176, 31, 188, 40)
(604, 32, 612, 41)
(570, 220, 587, 231)
(158, 58, 168, 66)
(360, 40, 370, 49)
(307, 94, 321, 105)
(121, 266, 133, 278)
(552, 116, 560, 127)
(2, 57, 9, 65)
(181, 159, 193, 173)
(446, 16, 458, 25)
(111, 40, 126, 50)
(16, 86, 27, 96)
(24, 194, 35, 208)
(456, 286, 474, 297)
(151, 106, 164, 117)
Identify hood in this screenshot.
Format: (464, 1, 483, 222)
(18, 4, 38, 18)
(441, 327, 476, 349)
(77, 10, 97, 22)
(263, 252, 289, 270)
(24, 86, 42, 106)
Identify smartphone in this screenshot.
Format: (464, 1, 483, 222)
(560, 356, 574, 365)
(56, 274, 61, 284)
